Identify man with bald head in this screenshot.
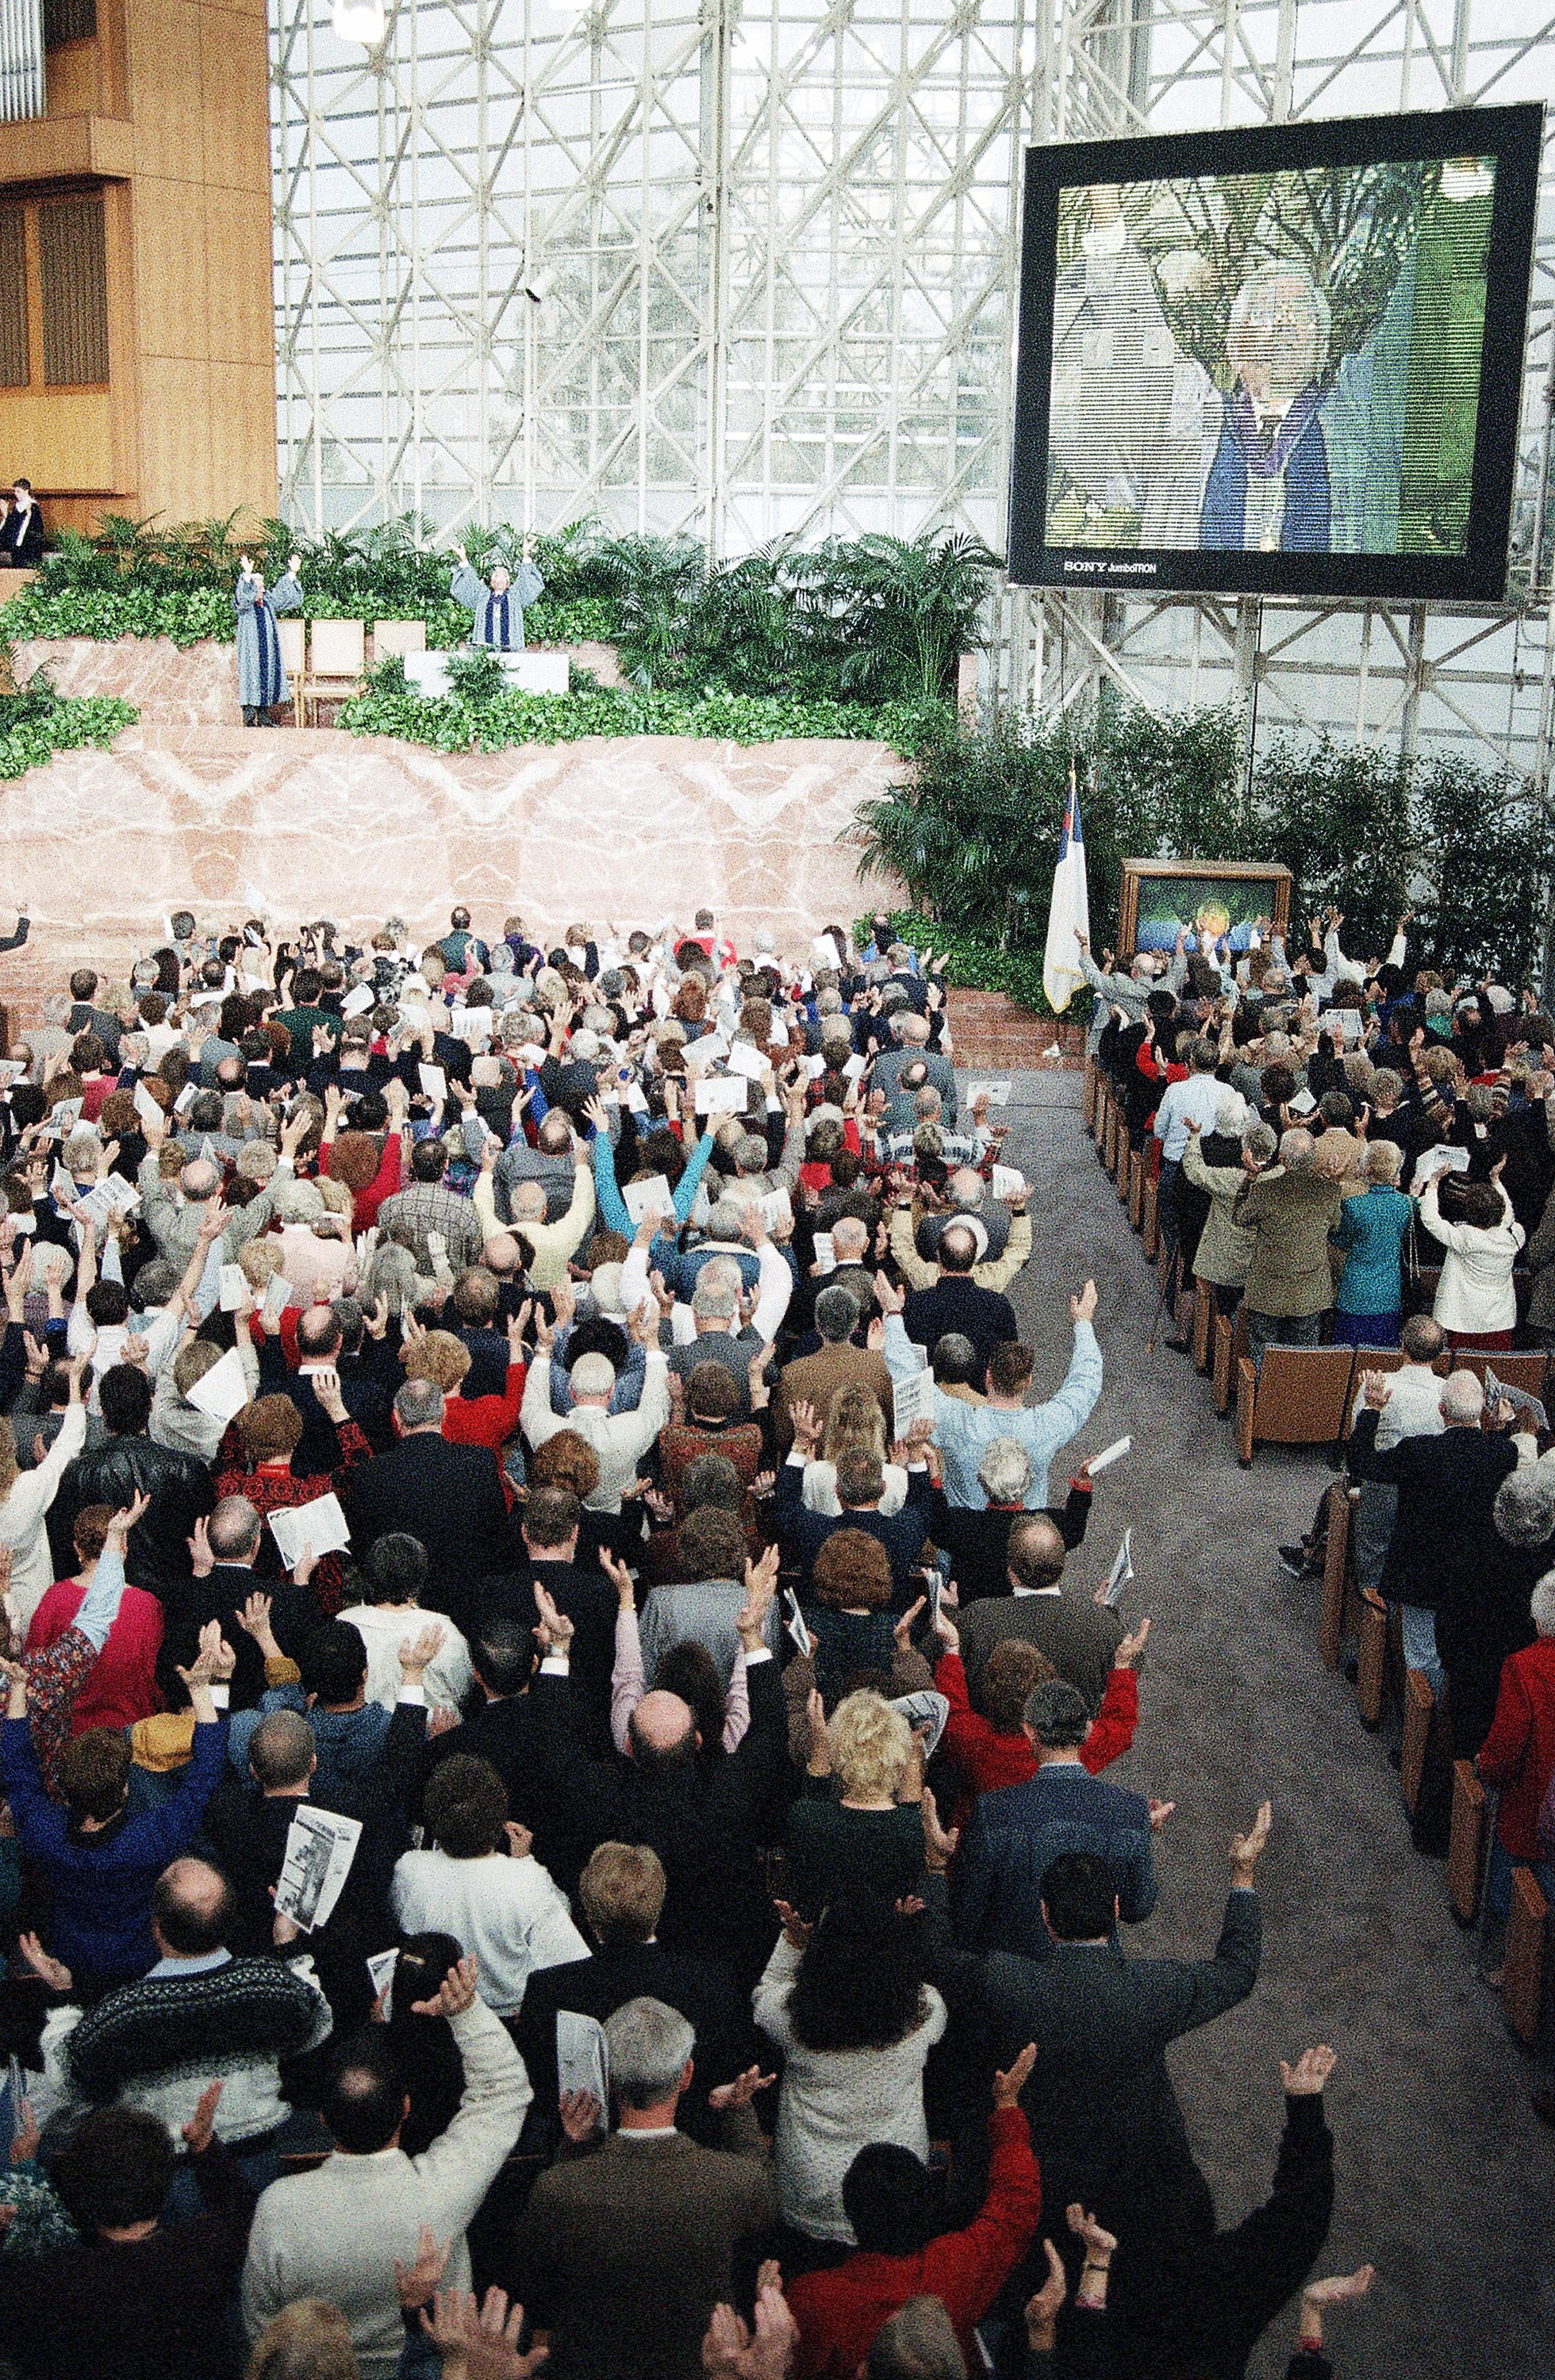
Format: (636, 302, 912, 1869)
(1233, 1124, 1344, 1373)
(537, 1578, 789, 1980)
(493, 1103, 578, 1223)
(897, 1218, 1023, 1376)
(954, 1510, 1124, 1710)
(136, 1101, 307, 1268)
(52, 1854, 331, 2166)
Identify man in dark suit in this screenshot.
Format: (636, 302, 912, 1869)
(515, 1841, 751, 2152)
(345, 1378, 512, 1639)
(901, 1226, 1019, 1376)
(1347, 1363, 1519, 1690)
(981, 1822, 1263, 2233)
(533, 1580, 790, 1983)
(474, 1484, 616, 1725)
(259, 1299, 395, 1470)
(952, 1679, 1159, 1957)
(514, 1994, 776, 2380)
(166, 1495, 319, 1708)
(422, 1618, 595, 1890)
(955, 1512, 1122, 1709)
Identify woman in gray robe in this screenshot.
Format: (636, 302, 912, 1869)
(449, 539, 544, 649)
(235, 553, 304, 724)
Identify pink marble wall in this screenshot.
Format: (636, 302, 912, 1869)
(0, 720, 905, 1023)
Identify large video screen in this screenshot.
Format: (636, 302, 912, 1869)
(1008, 106, 1543, 601)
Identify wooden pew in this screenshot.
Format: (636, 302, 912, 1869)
(1082, 1058, 1097, 1134)
(1142, 1169, 1160, 1262)
(1503, 1864, 1548, 2045)
(1213, 1305, 1248, 1416)
(1191, 1277, 1213, 1372)
(1356, 1588, 1389, 1729)
(1447, 1760, 1487, 1925)
(1318, 1481, 1355, 1670)
(1234, 1345, 1356, 1467)
(1399, 1668, 1434, 1816)
(1127, 1146, 1145, 1230)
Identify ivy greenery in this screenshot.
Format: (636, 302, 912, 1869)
(2, 513, 993, 708)
(854, 703, 1555, 1011)
(340, 655, 950, 754)
(0, 670, 136, 777)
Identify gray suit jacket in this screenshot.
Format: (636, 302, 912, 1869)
(958, 1588, 1123, 1713)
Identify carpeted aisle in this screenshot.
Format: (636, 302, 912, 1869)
(984, 1068, 1551, 2380)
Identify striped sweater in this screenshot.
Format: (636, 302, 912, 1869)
(44, 1952, 332, 2144)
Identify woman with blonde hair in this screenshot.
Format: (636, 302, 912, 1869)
(402, 1319, 526, 1453)
(801, 1385, 908, 1517)
(785, 1685, 926, 1914)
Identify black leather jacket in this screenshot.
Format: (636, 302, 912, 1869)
(51, 1435, 215, 1591)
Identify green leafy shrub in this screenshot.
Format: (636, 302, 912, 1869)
(0, 670, 136, 777)
(854, 701, 1555, 1004)
(338, 664, 950, 754)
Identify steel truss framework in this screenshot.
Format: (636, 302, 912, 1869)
(270, 0, 1555, 780)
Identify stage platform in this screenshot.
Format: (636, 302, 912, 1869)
(0, 699, 904, 1017)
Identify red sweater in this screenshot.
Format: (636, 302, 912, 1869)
(935, 1653, 1138, 1836)
(443, 1361, 527, 1453)
(26, 1574, 164, 1735)
(785, 2106, 1040, 2379)
(1477, 1636, 1555, 1859)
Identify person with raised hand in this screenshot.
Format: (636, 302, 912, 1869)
(241, 1952, 530, 2374)
(782, 2044, 1042, 2378)
(1, 1603, 229, 1990)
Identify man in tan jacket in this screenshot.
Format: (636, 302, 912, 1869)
(1233, 1127, 1343, 1373)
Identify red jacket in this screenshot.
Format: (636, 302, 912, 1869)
(785, 2106, 1040, 2379)
(935, 1652, 1138, 1837)
(25, 1576, 164, 1737)
(327, 1132, 404, 1233)
(1477, 1636, 1555, 1860)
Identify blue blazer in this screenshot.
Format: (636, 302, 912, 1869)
(951, 1762, 1158, 1957)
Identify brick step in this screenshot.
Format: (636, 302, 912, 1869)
(946, 988, 1084, 1070)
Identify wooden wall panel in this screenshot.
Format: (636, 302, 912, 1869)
(43, 38, 102, 113)
(205, 358, 275, 520)
(125, 0, 205, 186)
(198, 6, 271, 197)
(130, 177, 209, 361)
(202, 182, 272, 366)
(0, 386, 114, 487)
(136, 351, 212, 511)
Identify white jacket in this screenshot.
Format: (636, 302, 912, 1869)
(336, 1599, 474, 1714)
(242, 1998, 530, 2375)
(1420, 1176, 1525, 1334)
(0, 1401, 86, 1635)
(391, 1844, 589, 2017)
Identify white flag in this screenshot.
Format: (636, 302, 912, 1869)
(1042, 771, 1090, 1013)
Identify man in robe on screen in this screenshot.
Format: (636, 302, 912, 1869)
(1200, 261, 1334, 555)
(234, 552, 303, 727)
(450, 539, 545, 650)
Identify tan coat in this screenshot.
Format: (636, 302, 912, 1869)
(1234, 1165, 1344, 1317)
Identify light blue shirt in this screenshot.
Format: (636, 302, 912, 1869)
(882, 1313, 1103, 1507)
(1154, 1070, 1231, 1162)
(148, 1947, 232, 1979)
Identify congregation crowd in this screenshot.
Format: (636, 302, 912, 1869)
(1085, 907, 1555, 2017)
(0, 900, 1380, 2380)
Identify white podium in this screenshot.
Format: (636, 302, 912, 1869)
(405, 649, 571, 698)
